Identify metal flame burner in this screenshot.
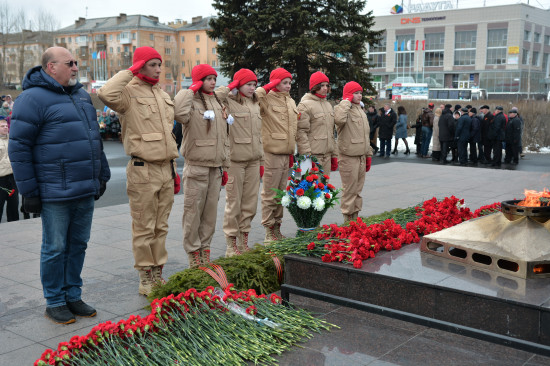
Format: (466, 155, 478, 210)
(501, 200, 550, 223)
(421, 203, 550, 279)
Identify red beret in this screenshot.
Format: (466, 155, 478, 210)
(133, 47, 162, 65)
(343, 81, 362, 97)
(309, 71, 329, 90)
(192, 64, 218, 82)
(269, 67, 292, 83)
(233, 68, 257, 87)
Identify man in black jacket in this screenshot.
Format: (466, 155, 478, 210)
(438, 104, 454, 164)
(479, 105, 493, 164)
(468, 108, 481, 166)
(488, 106, 506, 168)
(504, 109, 522, 165)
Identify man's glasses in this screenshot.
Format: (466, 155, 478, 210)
(52, 60, 78, 67)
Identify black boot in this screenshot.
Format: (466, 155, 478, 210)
(391, 149, 398, 155)
(405, 147, 410, 155)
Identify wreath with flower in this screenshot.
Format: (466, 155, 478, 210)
(274, 155, 341, 235)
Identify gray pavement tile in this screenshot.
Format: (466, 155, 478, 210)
(83, 245, 133, 268)
(82, 277, 150, 317)
(1, 306, 118, 343)
(0, 343, 51, 366)
(0, 259, 40, 284)
(0, 283, 44, 317)
(0, 247, 39, 267)
(89, 226, 132, 246)
(86, 258, 136, 280)
(0, 229, 41, 248)
(0, 276, 17, 291)
(0, 329, 35, 354)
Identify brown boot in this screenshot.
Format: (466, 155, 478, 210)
(273, 223, 286, 240)
(151, 265, 166, 285)
(188, 250, 201, 269)
(138, 267, 154, 296)
(238, 231, 251, 252)
(264, 225, 278, 243)
(200, 249, 211, 266)
(343, 214, 353, 222)
(351, 212, 359, 221)
(225, 236, 241, 258)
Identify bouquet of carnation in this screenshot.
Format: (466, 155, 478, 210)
(274, 155, 341, 235)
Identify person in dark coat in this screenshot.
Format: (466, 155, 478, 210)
(409, 110, 422, 155)
(488, 106, 506, 168)
(366, 105, 379, 154)
(8, 47, 110, 324)
(468, 108, 481, 165)
(108, 110, 121, 141)
(438, 104, 454, 164)
(455, 107, 471, 166)
(504, 109, 522, 165)
(479, 105, 493, 164)
(377, 103, 397, 157)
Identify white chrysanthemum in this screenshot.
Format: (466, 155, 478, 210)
(312, 197, 325, 211)
(297, 196, 312, 209)
(281, 194, 291, 207)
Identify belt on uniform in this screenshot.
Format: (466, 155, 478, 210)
(131, 156, 176, 178)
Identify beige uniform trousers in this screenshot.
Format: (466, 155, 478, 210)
(127, 159, 174, 269)
(222, 159, 261, 237)
(312, 153, 331, 177)
(339, 155, 366, 216)
(182, 165, 222, 253)
(261, 152, 289, 227)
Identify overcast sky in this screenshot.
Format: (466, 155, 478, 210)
(12, 0, 550, 29)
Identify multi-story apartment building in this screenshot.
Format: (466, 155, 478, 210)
(0, 31, 54, 86)
(55, 14, 222, 93)
(369, 3, 550, 98)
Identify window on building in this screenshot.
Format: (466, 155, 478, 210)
(196, 48, 200, 54)
(165, 35, 171, 42)
(165, 48, 171, 55)
(109, 47, 113, 53)
(150, 34, 154, 41)
(118, 60, 121, 67)
(522, 49, 530, 65)
(116, 34, 120, 41)
(212, 48, 216, 54)
(181, 73, 186, 79)
(534, 32, 541, 43)
(166, 85, 172, 92)
(524, 30, 531, 42)
(181, 61, 185, 67)
(124, 46, 129, 53)
(396, 34, 415, 68)
(454, 31, 476, 66)
(166, 73, 172, 79)
(424, 32, 444, 67)
(368, 35, 386, 68)
(61, 37, 66, 43)
(542, 53, 549, 75)
(486, 29, 507, 65)
(181, 36, 185, 42)
(212, 60, 216, 67)
(181, 49, 185, 55)
(165, 60, 171, 67)
(545, 35, 550, 46)
(110, 35, 113, 41)
(132, 33, 136, 40)
(68, 37, 72, 43)
(532, 51, 540, 66)
(133, 46, 136, 52)
(117, 47, 121, 53)
(196, 60, 200, 66)
(196, 35, 200, 42)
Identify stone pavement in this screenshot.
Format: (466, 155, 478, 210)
(1, 162, 549, 365)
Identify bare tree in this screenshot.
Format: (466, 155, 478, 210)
(34, 7, 60, 32)
(0, 1, 17, 84)
(13, 9, 33, 83)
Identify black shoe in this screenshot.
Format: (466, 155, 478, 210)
(405, 149, 410, 155)
(45, 305, 76, 324)
(67, 300, 97, 317)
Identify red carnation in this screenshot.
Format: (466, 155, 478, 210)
(307, 242, 315, 250)
(324, 174, 329, 179)
(286, 186, 291, 191)
(327, 184, 335, 190)
(8, 189, 15, 197)
(306, 175, 313, 182)
(296, 168, 302, 173)
(325, 193, 331, 199)
(318, 183, 325, 189)
(296, 188, 304, 196)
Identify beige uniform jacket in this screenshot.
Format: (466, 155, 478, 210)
(174, 88, 230, 168)
(98, 70, 178, 163)
(0, 136, 13, 177)
(334, 100, 373, 157)
(256, 87, 297, 155)
(221, 87, 264, 164)
(296, 93, 337, 156)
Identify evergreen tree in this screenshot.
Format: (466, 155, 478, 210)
(208, 0, 381, 100)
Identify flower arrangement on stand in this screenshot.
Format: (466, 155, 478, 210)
(274, 155, 341, 236)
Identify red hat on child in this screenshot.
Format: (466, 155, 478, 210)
(269, 68, 292, 82)
(233, 68, 257, 87)
(192, 64, 218, 82)
(309, 71, 329, 90)
(133, 47, 162, 65)
(343, 81, 362, 96)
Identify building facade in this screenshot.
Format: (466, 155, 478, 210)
(55, 14, 221, 93)
(0, 31, 54, 86)
(369, 3, 550, 98)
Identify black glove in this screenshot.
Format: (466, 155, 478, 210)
(95, 180, 107, 201)
(23, 196, 42, 214)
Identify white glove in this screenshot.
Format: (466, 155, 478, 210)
(226, 114, 234, 125)
(203, 110, 215, 120)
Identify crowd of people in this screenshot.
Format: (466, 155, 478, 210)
(2, 44, 526, 326)
(366, 102, 524, 168)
